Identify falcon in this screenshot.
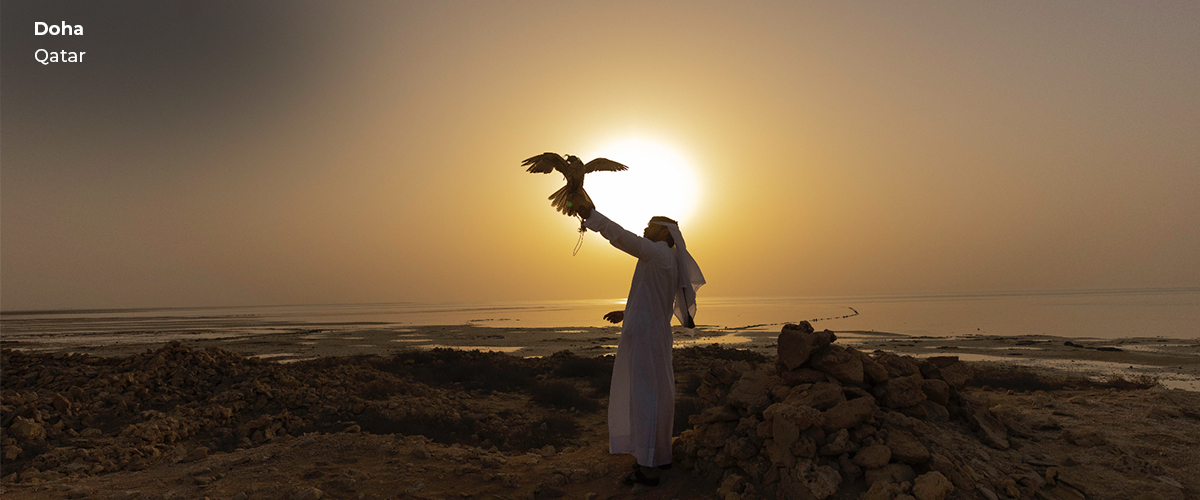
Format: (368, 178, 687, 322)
(522, 152, 628, 218)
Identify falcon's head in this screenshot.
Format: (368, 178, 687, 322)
(566, 155, 584, 166)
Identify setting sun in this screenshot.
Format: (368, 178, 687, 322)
(584, 138, 702, 229)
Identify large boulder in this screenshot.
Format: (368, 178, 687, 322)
(921, 379, 950, 405)
(874, 353, 921, 378)
(862, 358, 890, 384)
(822, 397, 876, 431)
(936, 361, 973, 388)
(777, 323, 834, 370)
(766, 403, 824, 437)
(780, 368, 826, 386)
(878, 374, 928, 409)
(727, 369, 773, 414)
(810, 346, 864, 385)
(905, 400, 951, 422)
(887, 429, 930, 464)
(785, 381, 845, 410)
(970, 408, 1010, 450)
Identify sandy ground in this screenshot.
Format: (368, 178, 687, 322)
(2, 326, 1198, 499)
(5, 384, 1197, 500)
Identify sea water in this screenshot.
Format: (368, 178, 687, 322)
(2, 288, 1197, 346)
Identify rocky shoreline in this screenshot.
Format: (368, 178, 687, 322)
(2, 324, 1198, 500)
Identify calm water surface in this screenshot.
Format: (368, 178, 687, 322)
(2, 288, 1197, 343)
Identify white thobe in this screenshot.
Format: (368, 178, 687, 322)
(584, 211, 677, 467)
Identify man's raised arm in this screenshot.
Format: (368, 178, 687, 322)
(582, 209, 661, 260)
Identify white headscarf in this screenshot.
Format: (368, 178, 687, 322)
(650, 218, 705, 336)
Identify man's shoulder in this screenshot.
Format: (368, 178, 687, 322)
(647, 241, 674, 265)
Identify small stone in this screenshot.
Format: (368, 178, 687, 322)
(929, 453, 974, 491)
(853, 444, 892, 469)
(182, 447, 208, 463)
(412, 442, 431, 459)
(719, 473, 746, 496)
(539, 445, 556, 458)
(1061, 428, 1106, 447)
(865, 463, 916, 486)
(690, 405, 740, 424)
(912, 471, 953, 500)
(804, 464, 842, 500)
(725, 437, 759, 460)
(971, 409, 1009, 450)
(696, 421, 735, 448)
(1143, 406, 1183, 419)
(291, 487, 323, 500)
(53, 393, 72, 414)
(862, 481, 903, 500)
(67, 487, 94, 499)
(2, 445, 21, 461)
(1041, 484, 1085, 500)
(887, 430, 930, 464)
(9, 416, 44, 441)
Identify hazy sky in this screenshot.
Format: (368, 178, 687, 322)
(2, 1, 1198, 311)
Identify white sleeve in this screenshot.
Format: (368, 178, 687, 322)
(583, 211, 660, 260)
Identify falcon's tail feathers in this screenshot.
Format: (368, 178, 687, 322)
(547, 186, 593, 218)
(548, 185, 572, 216)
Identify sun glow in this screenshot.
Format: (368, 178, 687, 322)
(584, 138, 701, 229)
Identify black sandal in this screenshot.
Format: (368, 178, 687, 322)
(631, 463, 672, 471)
(623, 468, 660, 487)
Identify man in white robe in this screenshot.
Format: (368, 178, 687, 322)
(576, 203, 704, 486)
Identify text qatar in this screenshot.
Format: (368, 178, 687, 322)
(34, 22, 85, 66)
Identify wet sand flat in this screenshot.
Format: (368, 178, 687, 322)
(3, 321, 1198, 390)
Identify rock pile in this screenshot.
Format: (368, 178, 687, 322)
(0, 343, 594, 485)
(672, 322, 1084, 500)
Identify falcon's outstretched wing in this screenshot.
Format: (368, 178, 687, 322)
(584, 157, 629, 173)
(522, 152, 569, 174)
